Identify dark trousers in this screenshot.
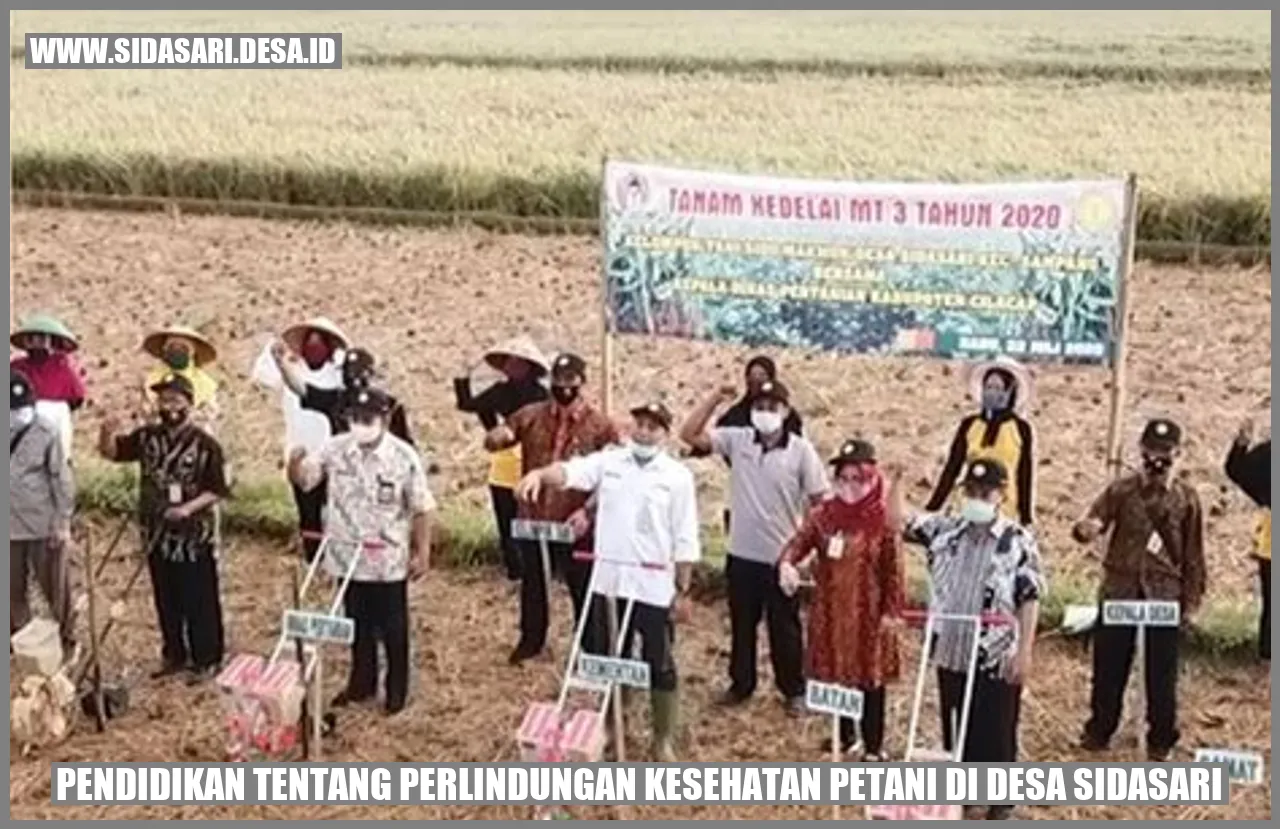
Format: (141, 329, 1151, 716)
(938, 668, 1022, 762)
(10, 538, 76, 648)
(517, 540, 598, 655)
(837, 686, 887, 754)
(1259, 560, 1271, 661)
(726, 555, 805, 699)
(147, 551, 225, 670)
(1084, 622, 1180, 752)
(608, 598, 677, 692)
(344, 580, 409, 707)
(489, 486, 522, 581)
(291, 480, 327, 563)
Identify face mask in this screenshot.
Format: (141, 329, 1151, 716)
(1142, 455, 1172, 476)
(10, 407, 34, 430)
(302, 340, 333, 369)
(631, 441, 659, 462)
(835, 481, 866, 503)
(164, 350, 191, 371)
(751, 410, 784, 435)
(982, 388, 1011, 412)
(25, 347, 49, 363)
(159, 408, 188, 429)
(350, 422, 382, 445)
(960, 498, 998, 524)
(551, 385, 581, 407)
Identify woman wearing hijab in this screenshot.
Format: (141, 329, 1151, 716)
(10, 314, 86, 459)
(142, 325, 220, 428)
(253, 317, 349, 563)
(926, 356, 1036, 526)
(777, 438, 904, 759)
(454, 337, 550, 582)
(1226, 417, 1271, 661)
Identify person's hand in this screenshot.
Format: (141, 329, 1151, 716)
(1006, 645, 1033, 684)
(100, 413, 122, 436)
(567, 509, 590, 540)
(270, 338, 291, 364)
(163, 504, 191, 522)
(515, 471, 543, 504)
(716, 383, 738, 402)
(407, 551, 428, 581)
(1237, 418, 1255, 446)
(673, 594, 692, 625)
(1072, 517, 1103, 544)
(883, 461, 905, 487)
(879, 614, 904, 634)
(778, 561, 801, 597)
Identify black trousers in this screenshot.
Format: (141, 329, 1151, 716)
(489, 486, 522, 581)
(517, 540, 598, 655)
(291, 480, 327, 563)
(726, 555, 805, 699)
(344, 580, 410, 707)
(938, 668, 1022, 762)
(607, 598, 678, 692)
(1084, 622, 1180, 752)
(837, 686, 887, 754)
(147, 550, 225, 670)
(1259, 560, 1271, 661)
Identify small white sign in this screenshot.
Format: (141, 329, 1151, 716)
(805, 679, 865, 720)
(1101, 600, 1180, 628)
(1195, 749, 1265, 786)
(512, 520, 575, 544)
(282, 610, 355, 645)
(576, 654, 651, 690)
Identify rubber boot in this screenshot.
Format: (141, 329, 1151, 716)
(651, 689, 679, 762)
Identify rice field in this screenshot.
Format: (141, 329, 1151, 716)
(10, 10, 1272, 82)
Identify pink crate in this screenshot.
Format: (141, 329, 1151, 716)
(517, 702, 565, 762)
(868, 804, 962, 821)
(249, 658, 305, 724)
(561, 710, 604, 762)
(217, 653, 265, 694)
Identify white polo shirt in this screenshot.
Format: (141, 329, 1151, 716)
(252, 341, 343, 464)
(561, 445, 701, 609)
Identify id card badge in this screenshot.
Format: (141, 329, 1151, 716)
(168, 483, 183, 505)
(826, 534, 845, 560)
(1146, 531, 1164, 555)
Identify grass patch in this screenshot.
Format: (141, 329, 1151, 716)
(75, 464, 1264, 659)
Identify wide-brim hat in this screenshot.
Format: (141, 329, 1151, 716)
(967, 356, 1034, 413)
(282, 317, 350, 354)
(142, 325, 217, 367)
(483, 336, 550, 377)
(11, 314, 78, 352)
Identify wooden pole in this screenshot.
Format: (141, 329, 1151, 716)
(599, 154, 615, 419)
(291, 567, 311, 761)
(606, 597, 626, 763)
(1104, 174, 1140, 479)
(830, 713, 840, 820)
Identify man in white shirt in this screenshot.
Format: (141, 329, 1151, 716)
(288, 387, 434, 716)
(516, 401, 700, 761)
(253, 317, 348, 562)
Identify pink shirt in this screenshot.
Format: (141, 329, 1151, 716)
(10, 353, 87, 404)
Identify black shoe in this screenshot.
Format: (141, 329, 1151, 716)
(508, 643, 541, 665)
(1079, 731, 1109, 752)
(1147, 745, 1173, 762)
(385, 698, 407, 716)
(150, 662, 186, 680)
(186, 663, 220, 686)
(330, 690, 373, 708)
(782, 696, 806, 718)
(715, 689, 751, 707)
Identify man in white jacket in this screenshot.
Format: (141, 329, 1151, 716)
(252, 317, 348, 562)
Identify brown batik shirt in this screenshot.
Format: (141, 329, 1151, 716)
(1083, 472, 1206, 612)
(504, 399, 620, 525)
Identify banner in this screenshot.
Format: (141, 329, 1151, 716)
(602, 161, 1129, 366)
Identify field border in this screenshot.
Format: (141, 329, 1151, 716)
(74, 462, 1263, 660)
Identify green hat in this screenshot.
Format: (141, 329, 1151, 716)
(11, 314, 78, 352)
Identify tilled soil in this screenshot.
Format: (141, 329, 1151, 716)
(9, 207, 1272, 605)
(7, 522, 1272, 819)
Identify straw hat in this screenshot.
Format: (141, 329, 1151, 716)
(11, 314, 78, 352)
(967, 355, 1034, 413)
(281, 317, 350, 354)
(142, 325, 218, 367)
(483, 335, 550, 377)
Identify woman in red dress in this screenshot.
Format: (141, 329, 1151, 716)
(779, 438, 904, 759)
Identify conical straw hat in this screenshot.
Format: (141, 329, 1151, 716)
(142, 325, 217, 367)
(281, 317, 351, 354)
(967, 355, 1034, 413)
(11, 314, 78, 352)
(483, 335, 550, 377)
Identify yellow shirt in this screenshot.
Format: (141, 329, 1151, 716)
(1255, 510, 1271, 561)
(144, 365, 219, 409)
(957, 417, 1027, 523)
(489, 445, 523, 489)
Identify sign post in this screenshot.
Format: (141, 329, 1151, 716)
(512, 520, 575, 661)
(1101, 599, 1180, 753)
(805, 679, 864, 820)
(1104, 173, 1140, 478)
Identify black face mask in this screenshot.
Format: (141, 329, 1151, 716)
(1142, 454, 1172, 476)
(26, 347, 49, 363)
(159, 409, 189, 429)
(551, 385, 581, 407)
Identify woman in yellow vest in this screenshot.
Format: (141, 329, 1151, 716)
(1225, 419, 1270, 661)
(142, 325, 220, 429)
(454, 337, 550, 582)
(926, 356, 1036, 526)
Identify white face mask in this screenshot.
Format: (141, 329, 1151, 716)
(750, 410, 784, 435)
(10, 407, 35, 431)
(349, 422, 383, 446)
(960, 498, 998, 525)
(631, 441, 660, 462)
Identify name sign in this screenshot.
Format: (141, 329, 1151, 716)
(805, 679, 865, 720)
(282, 610, 355, 645)
(1194, 749, 1265, 785)
(512, 520, 575, 544)
(1101, 600, 1180, 628)
(576, 654, 651, 690)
